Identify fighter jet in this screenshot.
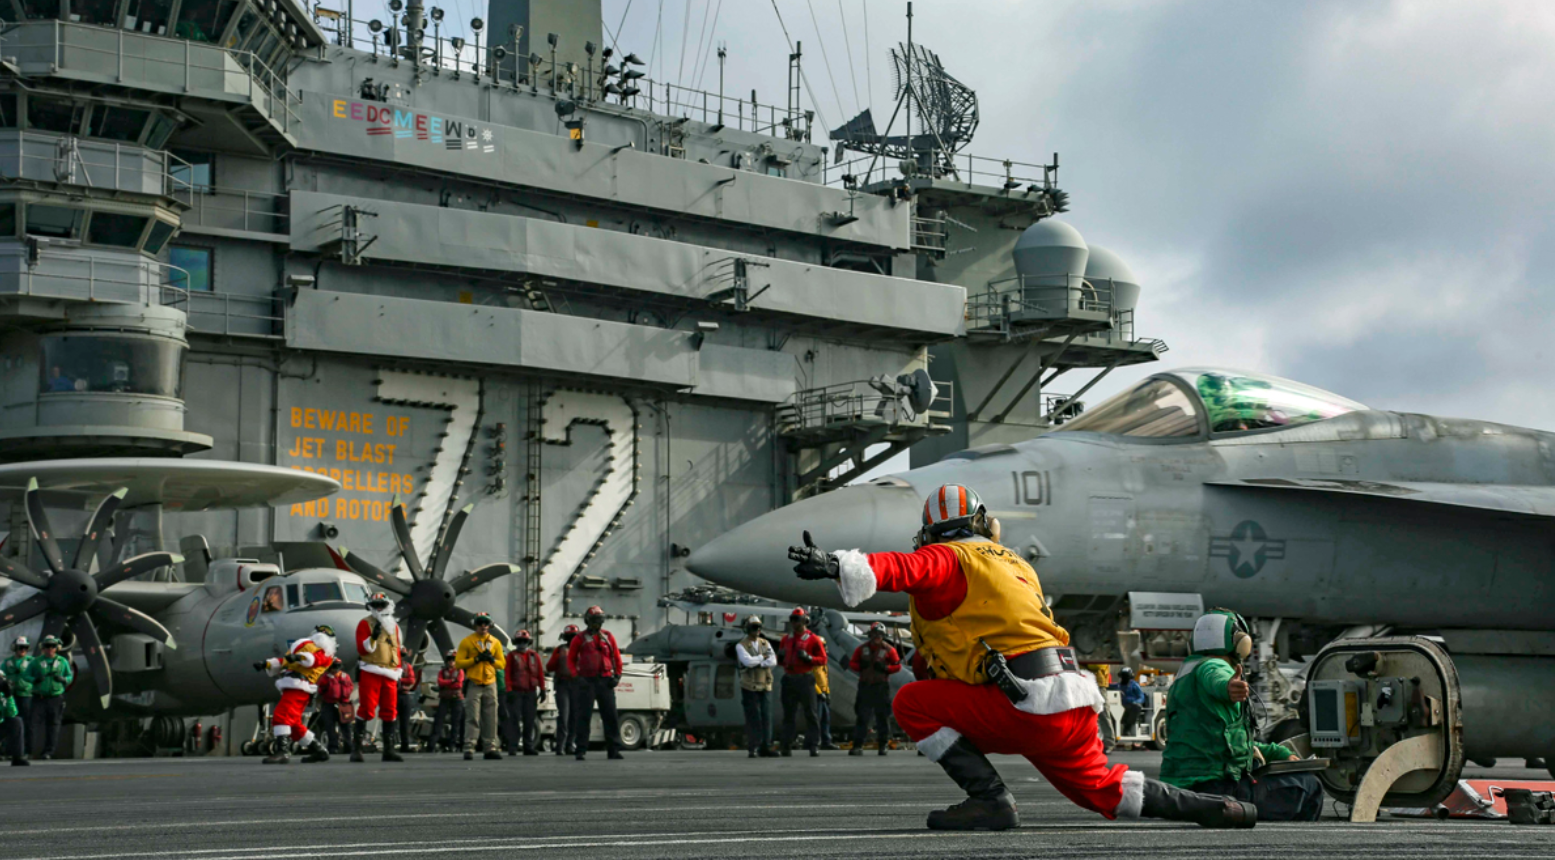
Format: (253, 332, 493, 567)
(689, 365, 1555, 666)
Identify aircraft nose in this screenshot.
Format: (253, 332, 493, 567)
(686, 481, 921, 604)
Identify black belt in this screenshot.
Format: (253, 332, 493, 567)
(1006, 647, 1080, 681)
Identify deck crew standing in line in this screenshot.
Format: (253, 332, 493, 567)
(27, 636, 71, 760)
(395, 649, 420, 754)
(456, 613, 504, 760)
(1, 637, 31, 761)
(505, 630, 546, 756)
(792, 483, 1256, 830)
(431, 650, 465, 753)
(547, 625, 580, 756)
(777, 608, 825, 758)
(849, 622, 902, 756)
(353, 593, 405, 763)
(0, 666, 27, 766)
(735, 615, 777, 758)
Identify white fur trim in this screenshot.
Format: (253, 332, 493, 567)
(360, 663, 404, 680)
(1115, 769, 1145, 820)
(273, 724, 292, 737)
(275, 676, 319, 694)
(299, 730, 316, 746)
(291, 651, 316, 668)
(916, 726, 962, 762)
(834, 549, 877, 607)
(1010, 671, 1106, 716)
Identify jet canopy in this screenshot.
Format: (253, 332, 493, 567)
(1058, 368, 1366, 438)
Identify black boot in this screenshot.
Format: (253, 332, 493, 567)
(925, 738, 1019, 831)
(11, 756, 29, 766)
(262, 738, 291, 765)
(350, 720, 366, 763)
(1140, 778, 1257, 829)
(301, 739, 330, 764)
(381, 722, 404, 762)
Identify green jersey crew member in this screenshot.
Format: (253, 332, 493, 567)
(1160, 611, 1324, 821)
(0, 665, 27, 765)
(1, 636, 32, 760)
(27, 635, 72, 760)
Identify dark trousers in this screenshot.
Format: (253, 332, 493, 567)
(574, 677, 621, 754)
(319, 704, 347, 752)
(853, 682, 892, 747)
(505, 690, 539, 752)
(30, 694, 64, 757)
(1189, 772, 1325, 822)
(431, 698, 464, 750)
(741, 687, 772, 751)
(553, 679, 574, 753)
(780, 673, 819, 752)
(396, 691, 418, 750)
(4, 714, 22, 760)
(1120, 703, 1143, 737)
(817, 694, 832, 744)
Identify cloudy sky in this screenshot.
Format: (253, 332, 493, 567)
(358, 1, 1555, 432)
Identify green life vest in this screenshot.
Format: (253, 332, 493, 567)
(1159, 657, 1291, 787)
(28, 655, 73, 698)
(1, 656, 32, 697)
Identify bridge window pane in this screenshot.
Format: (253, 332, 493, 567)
(86, 212, 148, 248)
(27, 97, 81, 134)
(169, 149, 214, 193)
(175, 0, 239, 42)
(0, 94, 16, 127)
(39, 334, 186, 398)
(0, 204, 15, 238)
(168, 245, 212, 291)
(124, 0, 175, 35)
(86, 105, 150, 142)
(143, 220, 176, 255)
(25, 204, 83, 238)
(71, 0, 118, 25)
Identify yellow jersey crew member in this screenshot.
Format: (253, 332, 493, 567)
(792, 483, 1255, 830)
(456, 613, 505, 760)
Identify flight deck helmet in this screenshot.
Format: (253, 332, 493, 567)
(12, 636, 28, 653)
(366, 592, 392, 611)
(918, 484, 993, 545)
(584, 606, 605, 629)
(744, 615, 764, 634)
(1190, 609, 1253, 665)
(515, 629, 532, 646)
(788, 607, 809, 629)
(867, 621, 887, 639)
(561, 624, 580, 642)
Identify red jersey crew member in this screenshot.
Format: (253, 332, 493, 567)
(849, 622, 902, 756)
(254, 625, 337, 765)
(547, 625, 580, 756)
(790, 483, 1255, 830)
(777, 608, 826, 757)
(505, 630, 546, 755)
(567, 606, 625, 760)
(352, 592, 405, 763)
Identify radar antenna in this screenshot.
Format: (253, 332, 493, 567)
(831, 41, 978, 179)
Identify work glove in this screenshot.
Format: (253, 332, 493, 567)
(787, 531, 839, 581)
(252, 661, 267, 672)
(818, 693, 829, 704)
(609, 675, 620, 689)
(0, 676, 11, 695)
(799, 651, 813, 664)
(874, 661, 888, 674)
(539, 689, 548, 704)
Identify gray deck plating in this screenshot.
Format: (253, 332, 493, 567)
(5, 751, 1552, 859)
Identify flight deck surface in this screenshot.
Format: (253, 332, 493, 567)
(5, 750, 1553, 859)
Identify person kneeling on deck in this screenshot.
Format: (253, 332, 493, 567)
(254, 625, 337, 764)
(790, 483, 1256, 831)
(1160, 611, 1324, 822)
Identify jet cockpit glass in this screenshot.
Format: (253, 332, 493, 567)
(1173, 369, 1366, 434)
(1057, 377, 1202, 438)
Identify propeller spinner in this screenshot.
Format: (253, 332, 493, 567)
(0, 479, 180, 708)
(341, 500, 519, 659)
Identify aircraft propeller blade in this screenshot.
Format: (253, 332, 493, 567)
(40, 612, 67, 644)
(74, 488, 127, 571)
(24, 478, 67, 575)
(447, 563, 520, 597)
(403, 616, 429, 657)
(390, 502, 425, 581)
(69, 614, 113, 708)
(0, 592, 51, 629)
(428, 619, 456, 658)
(0, 555, 50, 590)
(447, 605, 510, 648)
(338, 549, 411, 596)
(90, 597, 176, 650)
(94, 551, 183, 591)
(429, 504, 474, 581)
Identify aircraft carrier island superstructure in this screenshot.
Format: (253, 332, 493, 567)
(0, 0, 1165, 722)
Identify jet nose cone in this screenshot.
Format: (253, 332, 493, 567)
(687, 481, 920, 607)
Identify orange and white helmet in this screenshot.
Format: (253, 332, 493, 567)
(921, 484, 985, 537)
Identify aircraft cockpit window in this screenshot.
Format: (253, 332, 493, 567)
(261, 586, 283, 613)
(285, 584, 299, 608)
(1177, 370, 1366, 434)
(302, 582, 345, 605)
(1057, 378, 1202, 438)
(343, 583, 369, 604)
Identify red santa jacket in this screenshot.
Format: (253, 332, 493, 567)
(505, 649, 547, 692)
(546, 646, 575, 682)
(436, 667, 465, 700)
(778, 630, 826, 675)
(850, 641, 903, 685)
(568, 629, 623, 679)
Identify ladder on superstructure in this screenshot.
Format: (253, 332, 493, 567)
(521, 383, 544, 628)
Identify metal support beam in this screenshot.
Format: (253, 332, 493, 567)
(1047, 362, 1119, 421)
(966, 351, 1029, 423)
(825, 435, 918, 489)
(795, 424, 892, 488)
(992, 333, 1078, 424)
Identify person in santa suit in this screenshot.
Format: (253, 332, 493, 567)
(790, 483, 1256, 831)
(352, 592, 405, 763)
(254, 624, 337, 764)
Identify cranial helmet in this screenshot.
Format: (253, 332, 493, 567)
(585, 606, 605, 627)
(515, 629, 532, 642)
(473, 613, 492, 627)
(12, 636, 28, 650)
(1190, 610, 1253, 664)
(367, 592, 392, 610)
(788, 607, 808, 627)
(39, 635, 60, 648)
(744, 615, 764, 631)
(918, 484, 994, 546)
(868, 621, 886, 636)
(561, 624, 580, 641)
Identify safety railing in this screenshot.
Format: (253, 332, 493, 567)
(1, 20, 299, 133)
(177, 186, 288, 236)
(966, 274, 1115, 333)
(0, 129, 192, 197)
(776, 378, 954, 436)
(825, 152, 1059, 190)
(0, 246, 181, 304)
(161, 288, 284, 339)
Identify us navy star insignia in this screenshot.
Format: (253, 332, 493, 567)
(1209, 520, 1286, 578)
